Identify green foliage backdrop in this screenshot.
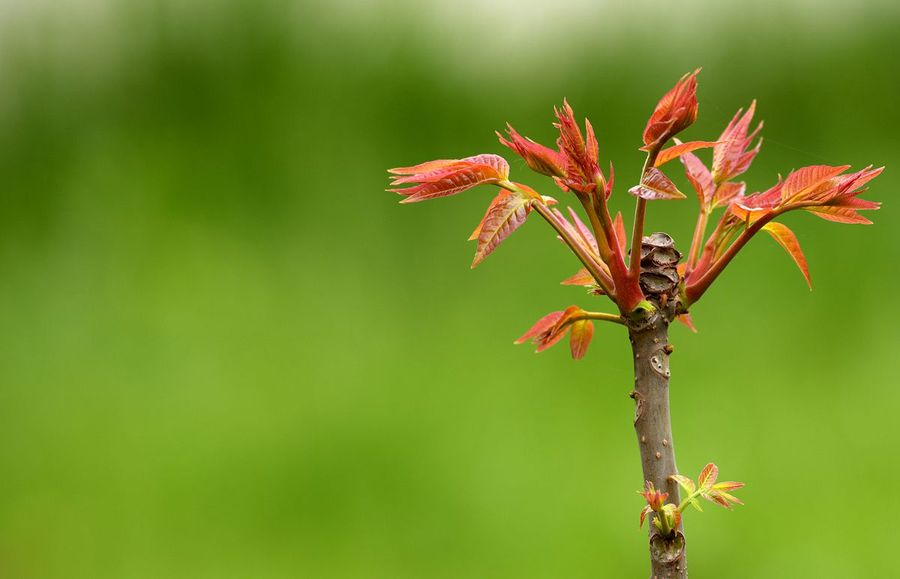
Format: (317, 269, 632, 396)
(0, 1, 897, 577)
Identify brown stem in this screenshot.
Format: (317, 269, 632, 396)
(629, 314, 686, 578)
(629, 232, 686, 578)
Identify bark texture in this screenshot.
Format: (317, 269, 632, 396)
(629, 232, 686, 578)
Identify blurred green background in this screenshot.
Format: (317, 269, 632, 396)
(0, 0, 897, 577)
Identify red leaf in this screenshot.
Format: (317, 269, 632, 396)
(554, 100, 604, 195)
(471, 192, 531, 267)
(389, 154, 510, 202)
(642, 69, 700, 147)
(515, 311, 564, 345)
(698, 463, 718, 491)
(761, 222, 812, 289)
(655, 140, 719, 167)
(516, 307, 588, 354)
(628, 167, 687, 201)
(498, 124, 566, 178)
(569, 319, 594, 360)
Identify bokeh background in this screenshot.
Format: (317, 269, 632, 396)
(0, 0, 897, 577)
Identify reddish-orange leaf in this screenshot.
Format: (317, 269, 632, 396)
(698, 463, 718, 491)
(553, 100, 604, 195)
(639, 505, 653, 528)
(497, 124, 566, 178)
(642, 69, 700, 148)
(515, 311, 564, 345)
(561, 267, 595, 287)
(761, 222, 811, 289)
(675, 313, 697, 333)
(779, 164, 849, 204)
(515, 307, 589, 354)
(655, 140, 719, 167)
(640, 481, 668, 510)
(569, 319, 594, 360)
(469, 190, 511, 241)
(389, 159, 459, 176)
(804, 206, 873, 224)
(471, 192, 531, 268)
(389, 154, 510, 203)
(628, 167, 687, 201)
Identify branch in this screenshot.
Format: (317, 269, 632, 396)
(684, 213, 776, 304)
(530, 200, 616, 297)
(629, 144, 663, 275)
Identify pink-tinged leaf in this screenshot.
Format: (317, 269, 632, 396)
(628, 167, 687, 201)
(585, 118, 599, 165)
(704, 488, 744, 509)
(569, 319, 594, 360)
(471, 192, 531, 267)
(567, 207, 599, 252)
(761, 222, 811, 289)
(639, 505, 653, 528)
(679, 145, 714, 205)
(712, 181, 746, 209)
(698, 463, 718, 491)
(388, 159, 459, 176)
(707, 492, 732, 509)
(712, 101, 763, 182)
(561, 268, 595, 287)
(655, 140, 719, 167)
(613, 212, 627, 255)
(389, 154, 511, 203)
(670, 474, 696, 494)
(515, 311, 564, 345)
(779, 164, 849, 203)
